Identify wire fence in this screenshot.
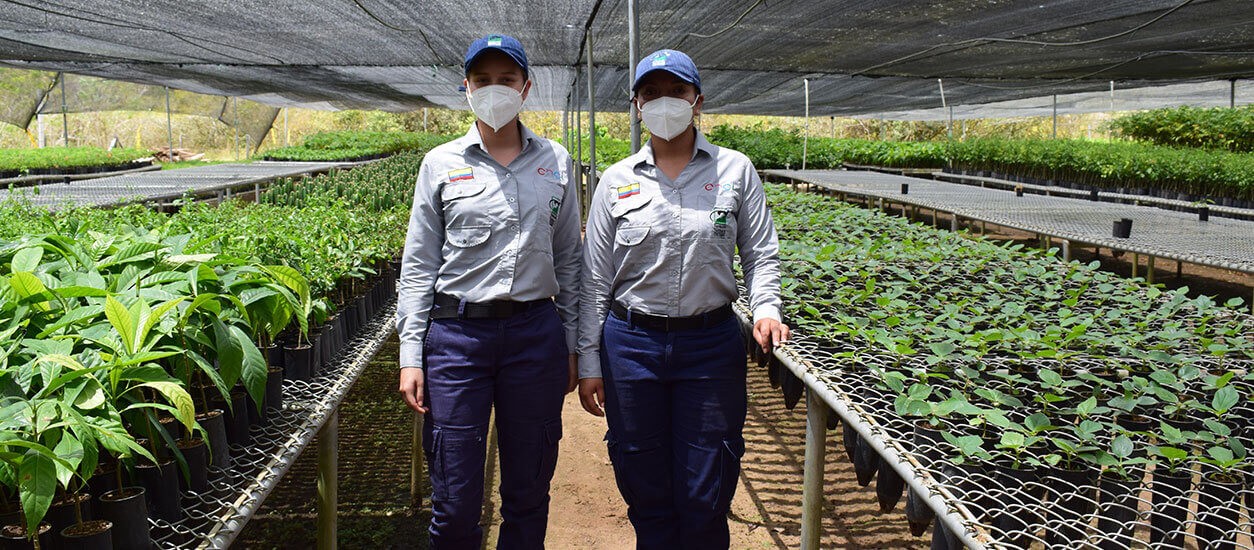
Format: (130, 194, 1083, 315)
(147, 301, 396, 549)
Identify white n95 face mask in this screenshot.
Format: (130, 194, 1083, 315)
(467, 84, 524, 132)
(639, 96, 697, 141)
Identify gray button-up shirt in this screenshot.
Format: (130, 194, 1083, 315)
(577, 130, 782, 378)
(397, 123, 582, 369)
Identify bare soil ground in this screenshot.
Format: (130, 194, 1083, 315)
(236, 335, 928, 549)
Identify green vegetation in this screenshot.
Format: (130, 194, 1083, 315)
(0, 143, 436, 536)
(0, 147, 150, 178)
(261, 131, 454, 162)
(1111, 105, 1254, 153)
(708, 125, 1254, 204)
(767, 184, 1252, 478)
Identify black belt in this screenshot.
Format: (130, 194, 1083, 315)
(610, 302, 733, 332)
(431, 293, 551, 320)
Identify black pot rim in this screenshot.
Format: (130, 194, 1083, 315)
(60, 519, 112, 538)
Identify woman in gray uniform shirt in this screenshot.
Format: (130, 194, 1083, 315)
(577, 49, 789, 549)
(397, 34, 581, 550)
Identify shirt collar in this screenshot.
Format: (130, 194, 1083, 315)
(459, 121, 539, 155)
(630, 128, 716, 170)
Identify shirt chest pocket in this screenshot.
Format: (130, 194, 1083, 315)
(447, 224, 491, 249)
(440, 181, 488, 224)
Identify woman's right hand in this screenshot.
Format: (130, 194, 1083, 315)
(578, 378, 606, 417)
(399, 367, 429, 414)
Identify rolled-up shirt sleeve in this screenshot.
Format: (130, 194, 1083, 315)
(396, 162, 443, 369)
(736, 165, 782, 323)
(577, 177, 615, 379)
(552, 150, 583, 352)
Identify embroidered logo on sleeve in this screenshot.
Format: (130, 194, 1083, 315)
(448, 167, 474, 182)
(617, 182, 641, 199)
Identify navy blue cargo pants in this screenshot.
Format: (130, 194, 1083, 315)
(600, 312, 747, 550)
(422, 302, 568, 550)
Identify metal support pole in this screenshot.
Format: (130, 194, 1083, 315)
(801, 389, 828, 550)
(422, 108, 429, 134)
(950, 214, 958, 232)
(233, 97, 241, 161)
(1062, 240, 1072, 262)
(1147, 255, 1156, 284)
(1231, 79, 1237, 109)
(1132, 253, 1139, 279)
(802, 79, 810, 170)
(628, 0, 641, 153)
(60, 73, 69, 147)
(830, 116, 835, 139)
(586, 34, 598, 209)
(1109, 81, 1115, 141)
(165, 87, 174, 161)
(1052, 94, 1058, 139)
(317, 409, 339, 550)
(284, 109, 290, 146)
(410, 412, 424, 506)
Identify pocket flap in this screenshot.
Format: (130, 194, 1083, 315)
(442, 181, 487, 201)
(610, 192, 652, 218)
(615, 225, 650, 247)
(618, 436, 663, 454)
(447, 225, 491, 248)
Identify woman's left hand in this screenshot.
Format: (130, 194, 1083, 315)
(753, 318, 790, 353)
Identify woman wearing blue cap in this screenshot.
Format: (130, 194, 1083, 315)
(577, 49, 789, 549)
(397, 34, 581, 550)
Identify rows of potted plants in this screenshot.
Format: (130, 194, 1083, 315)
(261, 131, 453, 162)
(0, 149, 428, 548)
(0, 148, 151, 180)
(1110, 105, 1254, 153)
(759, 184, 1254, 548)
(708, 125, 1254, 205)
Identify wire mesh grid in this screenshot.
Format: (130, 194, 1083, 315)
(0, 162, 347, 210)
(739, 292, 1254, 549)
(146, 300, 397, 550)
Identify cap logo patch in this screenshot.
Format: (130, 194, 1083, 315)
(488, 36, 503, 46)
(651, 52, 669, 67)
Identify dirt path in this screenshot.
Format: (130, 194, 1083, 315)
(237, 335, 930, 549)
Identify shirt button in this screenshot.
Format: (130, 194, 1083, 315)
(508, 197, 516, 203)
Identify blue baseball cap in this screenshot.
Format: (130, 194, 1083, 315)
(464, 34, 529, 77)
(632, 49, 701, 93)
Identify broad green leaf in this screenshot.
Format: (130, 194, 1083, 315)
(11, 247, 43, 273)
(214, 318, 243, 390)
(233, 325, 268, 410)
(51, 432, 83, 488)
(138, 381, 195, 432)
(104, 295, 136, 355)
(9, 272, 48, 300)
(137, 297, 186, 350)
(1212, 385, 1238, 415)
(19, 449, 56, 533)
